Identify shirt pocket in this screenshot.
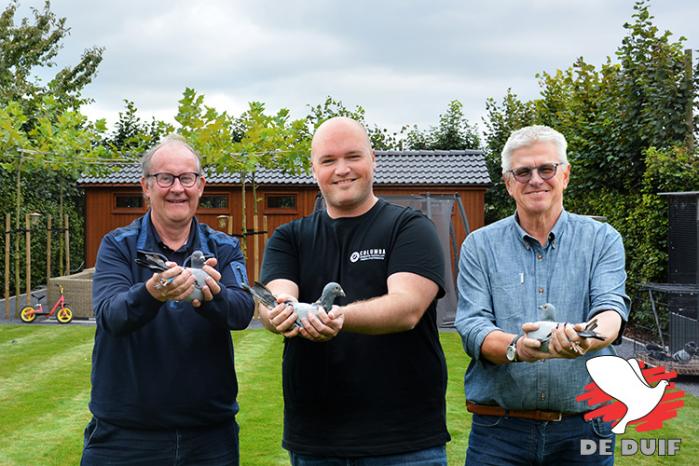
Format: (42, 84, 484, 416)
(490, 271, 525, 321)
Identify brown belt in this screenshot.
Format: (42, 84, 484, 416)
(466, 401, 580, 422)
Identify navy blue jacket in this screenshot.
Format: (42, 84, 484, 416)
(89, 212, 254, 429)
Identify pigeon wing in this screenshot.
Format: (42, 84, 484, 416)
(242, 281, 278, 309)
(135, 251, 169, 272)
(528, 321, 558, 351)
(292, 302, 319, 327)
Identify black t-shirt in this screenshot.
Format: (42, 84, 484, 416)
(261, 199, 450, 457)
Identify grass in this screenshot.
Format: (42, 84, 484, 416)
(0, 325, 696, 465)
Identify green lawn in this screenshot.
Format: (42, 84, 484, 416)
(0, 325, 696, 465)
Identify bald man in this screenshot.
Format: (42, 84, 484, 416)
(259, 117, 451, 465)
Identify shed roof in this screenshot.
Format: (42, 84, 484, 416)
(79, 150, 491, 186)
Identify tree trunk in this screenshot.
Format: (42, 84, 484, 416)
(14, 160, 21, 307)
(240, 172, 247, 258)
(58, 183, 64, 276)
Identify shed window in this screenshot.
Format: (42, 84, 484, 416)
(115, 194, 144, 209)
(200, 194, 229, 209)
(266, 194, 296, 210)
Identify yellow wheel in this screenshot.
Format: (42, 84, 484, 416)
(20, 306, 37, 323)
(57, 307, 73, 324)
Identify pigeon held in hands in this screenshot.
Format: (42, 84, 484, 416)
(135, 250, 213, 302)
(243, 281, 346, 328)
(527, 303, 605, 353)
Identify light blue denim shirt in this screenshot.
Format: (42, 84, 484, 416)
(455, 210, 630, 413)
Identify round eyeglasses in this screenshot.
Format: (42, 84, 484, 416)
(508, 162, 565, 183)
(147, 172, 201, 188)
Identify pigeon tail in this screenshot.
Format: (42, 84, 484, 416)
(243, 281, 279, 309)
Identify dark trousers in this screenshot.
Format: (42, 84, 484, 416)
(80, 417, 239, 466)
(466, 414, 615, 465)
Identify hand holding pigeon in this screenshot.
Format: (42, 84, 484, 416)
(243, 281, 346, 334)
(521, 303, 605, 359)
(136, 250, 220, 305)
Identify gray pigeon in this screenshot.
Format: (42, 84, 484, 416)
(243, 281, 346, 328)
(672, 341, 697, 363)
(527, 303, 605, 352)
(183, 250, 209, 302)
(135, 249, 213, 302)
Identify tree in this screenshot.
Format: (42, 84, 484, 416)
(480, 0, 699, 326)
(482, 90, 537, 222)
(0, 1, 103, 120)
(175, 89, 310, 250)
(0, 96, 108, 293)
(306, 96, 404, 150)
(103, 100, 173, 157)
(231, 101, 310, 243)
(405, 100, 480, 150)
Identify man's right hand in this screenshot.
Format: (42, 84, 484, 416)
(146, 262, 196, 302)
(265, 295, 300, 338)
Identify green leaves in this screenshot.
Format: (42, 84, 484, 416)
(482, 0, 699, 327)
(0, 1, 103, 121)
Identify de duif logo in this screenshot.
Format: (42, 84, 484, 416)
(576, 355, 685, 433)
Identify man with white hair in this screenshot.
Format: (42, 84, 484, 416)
(455, 125, 630, 465)
(81, 134, 254, 465)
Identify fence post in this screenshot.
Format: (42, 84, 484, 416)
(25, 214, 30, 305)
(64, 214, 70, 275)
(253, 214, 259, 282)
(47, 215, 52, 282)
(4, 214, 10, 319)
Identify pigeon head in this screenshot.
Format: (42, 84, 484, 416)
(319, 282, 345, 310)
(189, 250, 206, 268)
(538, 303, 556, 321)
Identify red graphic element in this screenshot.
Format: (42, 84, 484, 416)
(576, 360, 685, 433)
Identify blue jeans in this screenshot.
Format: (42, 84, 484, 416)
(289, 445, 447, 465)
(80, 417, 239, 465)
(466, 414, 614, 465)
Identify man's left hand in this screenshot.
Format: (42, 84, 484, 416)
(298, 305, 344, 342)
(191, 258, 222, 308)
(547, 323, 592, 359)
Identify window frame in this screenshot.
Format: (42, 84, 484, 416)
(263, 192, 298, 214)
(113, 192, 146, 212)
(198, 192, 231, 214)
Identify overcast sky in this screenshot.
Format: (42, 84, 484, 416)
(15, 0, 699, 135)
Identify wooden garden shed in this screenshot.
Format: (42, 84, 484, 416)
(79, 150, 491, 282)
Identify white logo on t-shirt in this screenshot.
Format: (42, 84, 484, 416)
(349, 249, 386, 263)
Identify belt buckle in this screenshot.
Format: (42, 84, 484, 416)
(551, 412, 563, 422)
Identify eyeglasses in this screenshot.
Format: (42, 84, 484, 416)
(508, 162, 565, 183)
(147, 172, 201, 188)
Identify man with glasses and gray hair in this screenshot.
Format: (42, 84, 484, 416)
(81, 134, 254, 465)
(455, 125, 630, 465)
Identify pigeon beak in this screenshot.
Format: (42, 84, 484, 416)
(339, 288, 346, 297)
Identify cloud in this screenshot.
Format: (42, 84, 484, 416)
(13, 0, 699, 134)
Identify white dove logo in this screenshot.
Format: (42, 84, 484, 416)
(585, 356, 669, 434)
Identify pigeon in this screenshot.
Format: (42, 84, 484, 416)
(135, 250, 213, 302)
(671, 341, 697, 363)
(645, 343, 672, 361)
(183, 251, 209, 302)
(526, 303, 605, 353)
(243, 281, 346, 328)
(586, 355, 669, 434)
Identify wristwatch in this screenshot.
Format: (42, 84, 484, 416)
(506, 335, 521, 363)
